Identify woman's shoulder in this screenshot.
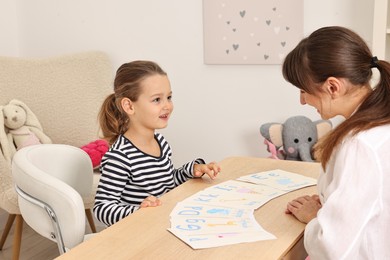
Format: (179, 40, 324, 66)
(359, 124, 390, 146)
(344, 124, 390, 149)
(357, 124, 390, 139)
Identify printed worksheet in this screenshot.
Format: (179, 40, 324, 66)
(170, 202, 254, 219)
(237, 169, 316, 191)
(168, 169, 315, 249)
(168, 214, 276, 249)
(170, 215, 260, 234)
(181, 180, 286, 209)
(168, 228, 276, 249)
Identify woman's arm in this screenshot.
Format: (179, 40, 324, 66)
(304, 137, 382, 259)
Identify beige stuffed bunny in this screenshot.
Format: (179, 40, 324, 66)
(0, 109, 11, 165)
(0, 99, 52, 163)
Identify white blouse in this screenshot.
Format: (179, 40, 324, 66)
(304, 124, 390, 259)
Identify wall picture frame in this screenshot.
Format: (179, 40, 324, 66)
(203, 0, 304, 65)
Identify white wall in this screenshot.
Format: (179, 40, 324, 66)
(1, 0, 374, 165)
(0, 0, 19, 56)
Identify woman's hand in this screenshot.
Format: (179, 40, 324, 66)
(193, 161, 221, 180)
(285, 194, 321, 223)
(140, 195, 162, 208)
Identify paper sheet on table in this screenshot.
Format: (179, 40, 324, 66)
(170, 202, 254, 219)
(168, 215, 276, 249)
(237, 169, 317, 191)
(181, 180, 287, 210)
(168, 169, 316, 249)
(168, 228, 276, 249)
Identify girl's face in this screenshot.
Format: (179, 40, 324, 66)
(131, 74, 173, 131)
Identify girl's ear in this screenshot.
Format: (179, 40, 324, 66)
(121, 98, 135, 115)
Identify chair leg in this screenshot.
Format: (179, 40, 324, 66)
(0, 214, 16, 250)
(85, 209, 97, 233)
(12, 215, 23, 260)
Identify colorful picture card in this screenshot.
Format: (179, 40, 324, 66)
(168, 169, 316, 249)
(170, 202, 254, 219)
(237, 169, 316, 191)
(168, 213, 276, 249)
(168, 228, 276, 249)
(181, 180, 286, 209)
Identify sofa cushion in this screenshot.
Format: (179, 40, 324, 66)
(0, 51, 113, 147)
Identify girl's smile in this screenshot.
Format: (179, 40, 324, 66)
(159, 113, 170, 121)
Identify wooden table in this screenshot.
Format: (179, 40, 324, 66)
(56, 157, 320, 260)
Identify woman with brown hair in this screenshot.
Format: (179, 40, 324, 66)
(283, 26, 390, 259)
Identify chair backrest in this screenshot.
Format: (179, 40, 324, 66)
(0, 51, 112, 148)
(0, 51, 112, 215)
(12, 144, 94, 254)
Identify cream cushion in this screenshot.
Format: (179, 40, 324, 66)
(0, 51, 113, 214)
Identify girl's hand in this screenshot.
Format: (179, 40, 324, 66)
(140, 195, 162, 208)
(285, 195, 321, 223)
(193, 162, 221, 180)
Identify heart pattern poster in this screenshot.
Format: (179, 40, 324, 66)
(203, 0, 303, 64)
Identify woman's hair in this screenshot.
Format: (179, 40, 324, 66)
(282, 26, 390, 169)
(99, 60, 167, 144)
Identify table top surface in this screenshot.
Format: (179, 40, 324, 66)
(56, 156, 320, 260)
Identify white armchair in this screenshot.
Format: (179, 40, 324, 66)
(12, 144, 95, 255)
(0, 51, 112, 259)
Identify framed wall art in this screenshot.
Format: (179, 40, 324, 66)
(203, 0, 304, 65)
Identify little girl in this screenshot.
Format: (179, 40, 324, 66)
(93, 60, 220, 226)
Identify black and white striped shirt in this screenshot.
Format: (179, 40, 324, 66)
(93, 133, 204, 226)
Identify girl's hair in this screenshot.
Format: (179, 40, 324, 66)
(282, 26, 390, 169)
(99, 60, 167, 144)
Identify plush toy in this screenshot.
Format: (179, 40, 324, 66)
(80, 139, 109, 169)
(0, 111, 10, 164)
(260, 115, 332, 162)
(0, 99, 52, 163)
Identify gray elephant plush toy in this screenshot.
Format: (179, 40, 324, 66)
(260, 115, 332, 162)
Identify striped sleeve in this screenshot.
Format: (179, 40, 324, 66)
(172, 158, 205, 185)
(157, 134, 206, 185)
(93, 151, 139, 226)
